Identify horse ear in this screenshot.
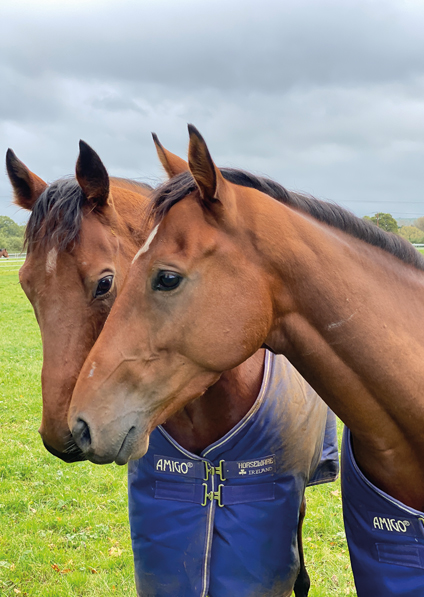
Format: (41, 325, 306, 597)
(6, 149, 48, 211)
(152, 133, 189, 178)
(187, 124, 227, 206)
(75, 140, 110, 209)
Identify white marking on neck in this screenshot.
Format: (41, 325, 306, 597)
(327, 311, 357, 330)
(88, 362, 96, 378)
(132, 225, 159, 264)
(45, 247, 58, 275)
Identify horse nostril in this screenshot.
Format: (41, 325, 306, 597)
(72, 418, 92, 452)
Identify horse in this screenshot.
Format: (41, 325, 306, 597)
(0, 248, 9, 258)
(6, 140, 337, 597)
(69, 125, 424, 597)
(6, 142, 153, 460)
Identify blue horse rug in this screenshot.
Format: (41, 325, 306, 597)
(128, 352, 339, 597)
(342, 427, 424, 596)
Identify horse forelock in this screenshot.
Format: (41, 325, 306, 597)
(150, 168, 424, 272)
(25, 176, 153, 253)
(150, 171, 197, 223)
(25, 178, 85, 252)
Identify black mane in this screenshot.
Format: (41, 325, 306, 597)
(25, 178, 84, 251)
(25, 177, 152, 252)
(151, 169, 424, 271)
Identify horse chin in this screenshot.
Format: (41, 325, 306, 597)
(114, 430, 150, 466)
(128, 433, 150, 464)
(43, 440, 86, 463)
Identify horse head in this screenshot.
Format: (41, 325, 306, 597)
(69, 126, 273, 464)
(6, 142, 152, 461)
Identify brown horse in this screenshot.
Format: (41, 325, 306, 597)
(7, 141, 328, 597)
(69, 125, 424, 514)
(6, 142, 153, 459)
(0, 248, 9, 258)
(69, 127, 424, 595)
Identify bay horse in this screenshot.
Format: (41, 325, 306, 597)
(6, 142, 153, 459)
(69, 126, 424, 596)
(6, 140, 335, 597)
(0, 248, 9, 258)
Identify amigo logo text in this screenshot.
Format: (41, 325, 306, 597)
(154, 456, 194, 476)
(373, 517, 411, 533)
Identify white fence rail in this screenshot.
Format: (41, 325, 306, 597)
(0, 253, 27, 260)
(0, 253, 26, 272)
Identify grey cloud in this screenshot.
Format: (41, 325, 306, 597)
(2, 0, 424, 92)
(1, 0, 424, 223)
(0, 67, 67, 122)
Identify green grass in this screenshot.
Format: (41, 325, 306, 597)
(304, 468, 356, 595)
(0, 266, 135, 596)
(0, 264, 355, 596)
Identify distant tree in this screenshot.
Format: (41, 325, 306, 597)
(0, 216, 25, 237)
(0, 216, 25, 252)
(398, 225, 424, 244)
(363, 213, 398, 233)
(0, 235, 24, 252)
(414, 216, 424, 233)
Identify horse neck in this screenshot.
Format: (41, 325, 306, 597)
(264, 206, 424, 424)
(162, 349, 266, 455)
(252, 198, 424, 505)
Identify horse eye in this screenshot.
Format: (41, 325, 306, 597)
(153, 271, 183, 292)
(95, 275, 113, 297)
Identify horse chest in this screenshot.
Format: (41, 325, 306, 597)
(128, 352, 338, 597)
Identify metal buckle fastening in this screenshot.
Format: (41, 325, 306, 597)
(201, 483, 224, 507)
(204, 460, 226, 482)
(214, 460, 226, 482)
(204, 464, 213, 482)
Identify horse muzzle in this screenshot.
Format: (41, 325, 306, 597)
(69, 414, 150, 465)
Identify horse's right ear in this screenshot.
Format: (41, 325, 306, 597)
(187, 125, 233, 219)
(76, 141, 110, 209)
(152, 133, 189, 178)
(6, 149, 48, 211)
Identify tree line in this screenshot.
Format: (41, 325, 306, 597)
(363, 213, 424, 243)
(0, 216, 26, 253)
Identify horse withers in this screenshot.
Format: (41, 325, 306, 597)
(69, 126, 424, 597)
(7, 141, 338, 597)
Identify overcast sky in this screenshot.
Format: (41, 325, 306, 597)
(2, 0, 424, 224)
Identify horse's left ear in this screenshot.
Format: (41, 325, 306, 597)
(187, 124, 229, 212)
(6, 149, 48, 211)
(152, 133, 189, 178)
(76, 140, 110, 209)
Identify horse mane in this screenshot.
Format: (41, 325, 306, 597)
(150, 169, 424, 271)
(25, 177, 152, 252)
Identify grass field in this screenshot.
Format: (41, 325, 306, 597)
(0, 260, 356, 596)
